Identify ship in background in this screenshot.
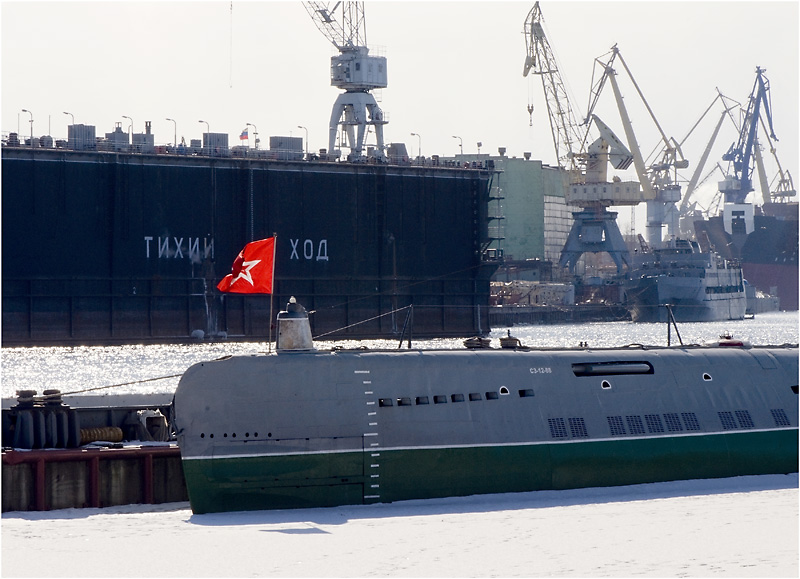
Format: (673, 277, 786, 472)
(693, 202, 797, 311)
(625, 238, 746, 323)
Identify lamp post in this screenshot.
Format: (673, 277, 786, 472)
(247, 122, 258, 150)
(410, 132, 421, 159)
(198, 120, 210, 154)
(63, 111, 75, 148)
(166, 118, 177, 148)
(297, 125, 308, 157)
(21, 109, 33, 146)
(122, 115, 133, 146)
(451, 135, 463, 155)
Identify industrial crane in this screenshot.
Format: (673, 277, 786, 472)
(584, 44, 687, 248)
(677, 90, 740, 232)
(523, 2, 644, 274)
(719, 67, 777, 205)
(303, 1, 387, 161)
(679, 72, 794, 239)
(714, 66, 787, 241)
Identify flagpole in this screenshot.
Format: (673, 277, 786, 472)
(268, 233, 277, 353)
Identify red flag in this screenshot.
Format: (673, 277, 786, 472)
(217, 237, 276, 294)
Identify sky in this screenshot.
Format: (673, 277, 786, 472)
(1, 1, 798, 217)
(3, 474, 798, 576)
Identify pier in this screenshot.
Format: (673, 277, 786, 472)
(489, 304, 630, 327)
(2, 444, 187, 512)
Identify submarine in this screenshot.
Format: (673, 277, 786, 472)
(173, 298, 798, 514)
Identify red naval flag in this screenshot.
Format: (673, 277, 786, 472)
(217, 237, 276, 294)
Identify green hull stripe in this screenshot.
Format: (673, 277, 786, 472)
(182, 429, 798, 514)
(182, 427, 797, 461)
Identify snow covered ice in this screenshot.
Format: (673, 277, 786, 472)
(3, 474, 797, 577)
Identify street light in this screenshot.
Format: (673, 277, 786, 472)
(451, 135, 463, 155)
(166, 118, 177, 148)
(63, 111, 74, 125)
(122, 115, 133, 144)
(247, 122, 258, 150)
(410, 132, 421, 159)
(297, 125, 308, 156)
(21, 109, 33, 146)
(198, 120, 210, 154)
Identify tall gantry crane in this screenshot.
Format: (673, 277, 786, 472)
(303, 1, 387, 161)
(585, 45, 688, 248)
(719, 67, 777, 206)
(679, 76, 794, 237)
(523, 2, 645, 274)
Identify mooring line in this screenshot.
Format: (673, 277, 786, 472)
(312, 306, 413, 339)
(59, 374, 184, 396)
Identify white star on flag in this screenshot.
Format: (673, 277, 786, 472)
(217, 236, 276, 294)
(232, 259, 261, 286)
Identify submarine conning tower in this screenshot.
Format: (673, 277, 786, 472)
(275, 297, 315, 353)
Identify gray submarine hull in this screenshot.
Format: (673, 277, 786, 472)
(174, 343, 799, 514)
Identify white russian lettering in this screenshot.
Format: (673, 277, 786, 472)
(145, 235, 214, 260)
(290, 238, 300, 260)
(188, 238, 200, 261)
(303, 239, 313, 260)
(316, 239, 328, 261)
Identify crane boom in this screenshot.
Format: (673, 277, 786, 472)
(679, 91, 739, 216)
(523, 2, 585, 179)
(757, 116, 797, 201)
(604, 65, 656, 201)
(303, 1, 365, 50)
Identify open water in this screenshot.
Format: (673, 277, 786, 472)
(2, 311, 797, 400)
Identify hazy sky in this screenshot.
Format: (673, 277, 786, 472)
(2, 1, 798, 215)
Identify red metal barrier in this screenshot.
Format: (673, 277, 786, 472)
(2, 445, 181, 511)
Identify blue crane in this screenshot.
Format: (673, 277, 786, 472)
(720, 66, 778, 204)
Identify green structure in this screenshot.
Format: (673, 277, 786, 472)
(448, 153, 569, 263)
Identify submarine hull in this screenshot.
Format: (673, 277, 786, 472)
(174, 346, 799, 513)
